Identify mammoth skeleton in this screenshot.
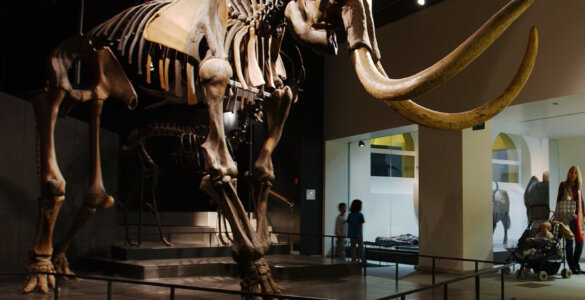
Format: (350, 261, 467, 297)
(25, 0, 538, 296)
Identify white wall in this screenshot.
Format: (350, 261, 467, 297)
(370, 177, 418, 238)
(324, 134, 420, 253)
(553, 136, 585, 264)
(557, 137, 585, 177)
(557, 136, 585, 197)
(349, 141, 371, 201)
(523, 136, 550, 180)
(324, 141, 349, 255)
(550, 136, 585, 216)
(549, 139, 560, 208)
(367, 131, 419, 240)
(462, 122, 494, 264)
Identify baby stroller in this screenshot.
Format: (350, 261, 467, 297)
(506, 204, 573, 281)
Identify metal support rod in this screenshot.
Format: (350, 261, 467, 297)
(107, 281, 112, 300)
(330, 236, 333, 263)
(170, 287, 175, 300)
(54, 276, 59, 300)
(444, 284, 448, 299)
(395, 261, 399, 283)
(75, 0, 85, 85)
(247, 115, 253, 220)
(379, 245, 382, 266)
(501, 269, 505, 300)
(78, 0, 85, 34)
(432, 257, 436, 284)
(347, 143, 350, 207)
(475, 261, 479, 300)
(138, 164, 144, 246)
(321, 236, 324, 258)
(229, 80, 271, 98)
(363, 250, 367, 277)
(562, 239, 567, 270)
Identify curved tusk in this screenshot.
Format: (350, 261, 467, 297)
(351, 0, 534, 101)
(386, 27, 538, 130)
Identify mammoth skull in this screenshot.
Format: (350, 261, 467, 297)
(286, 0, 538, 130)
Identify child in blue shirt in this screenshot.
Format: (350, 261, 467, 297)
(347, 199, 364, 263)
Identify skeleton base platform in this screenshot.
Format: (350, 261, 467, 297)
(109, 241, 291, 261)
(84, 251, 362, 280)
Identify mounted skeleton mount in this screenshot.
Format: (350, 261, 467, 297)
(26, 0, 538, 297)
(118, 110, 250, 247)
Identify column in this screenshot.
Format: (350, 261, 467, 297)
(417, 121, 493, 273)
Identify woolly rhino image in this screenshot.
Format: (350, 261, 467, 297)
(27, 0, 537, 296)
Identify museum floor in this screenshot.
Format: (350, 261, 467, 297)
(2, 261, 584, 300)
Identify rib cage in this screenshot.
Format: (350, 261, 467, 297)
(85, 0, 291, 106)
(123, 112, 251, 171)
(87, 1, 176, 79)
(123, 122, 209, 171)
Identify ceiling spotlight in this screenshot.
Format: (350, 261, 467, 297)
(358, 141, 365, 148)
(417, 0, 426, 6)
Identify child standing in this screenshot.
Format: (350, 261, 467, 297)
(347, 199, 365, 263)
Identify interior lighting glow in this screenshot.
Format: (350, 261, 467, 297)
(417, 0, 426, 6)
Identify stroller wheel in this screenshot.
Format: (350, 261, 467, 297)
(516, 269, 527, 279)
(502, 267, 511, 275)
(537, 271, 548, 281)
(561, 269, 572, 279)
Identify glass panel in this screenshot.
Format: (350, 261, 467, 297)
(371, 133, 414, 151)
(493, 163, 519, 183)
(492, 134, 518, 160)
(371, 153, 415, 178)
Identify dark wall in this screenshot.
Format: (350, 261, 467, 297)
(0, 0, 142, 94)
(0, 0, 325, 257)
(0, 93, 118, 272)
(244, 40, 324, 254)
(293, 47, 324, 255)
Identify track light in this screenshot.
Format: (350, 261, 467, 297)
(417, 0, 426, 6)
(358, 141, 365, 148)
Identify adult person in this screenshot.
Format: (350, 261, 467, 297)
(335, 203, 347, 260)
(554, 166, 585, 274)
(347, 199, 365, 263)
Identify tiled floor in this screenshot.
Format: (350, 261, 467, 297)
(2, 262, 584, 299)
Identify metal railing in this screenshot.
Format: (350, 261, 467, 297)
(1, 271, 330, 300)
(365, 248, 512, 300)
(272, 232, 514, 300)
(271, 231, 338, 261)
(378, 263, 512, 300)
(8, 232, 515, 300)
